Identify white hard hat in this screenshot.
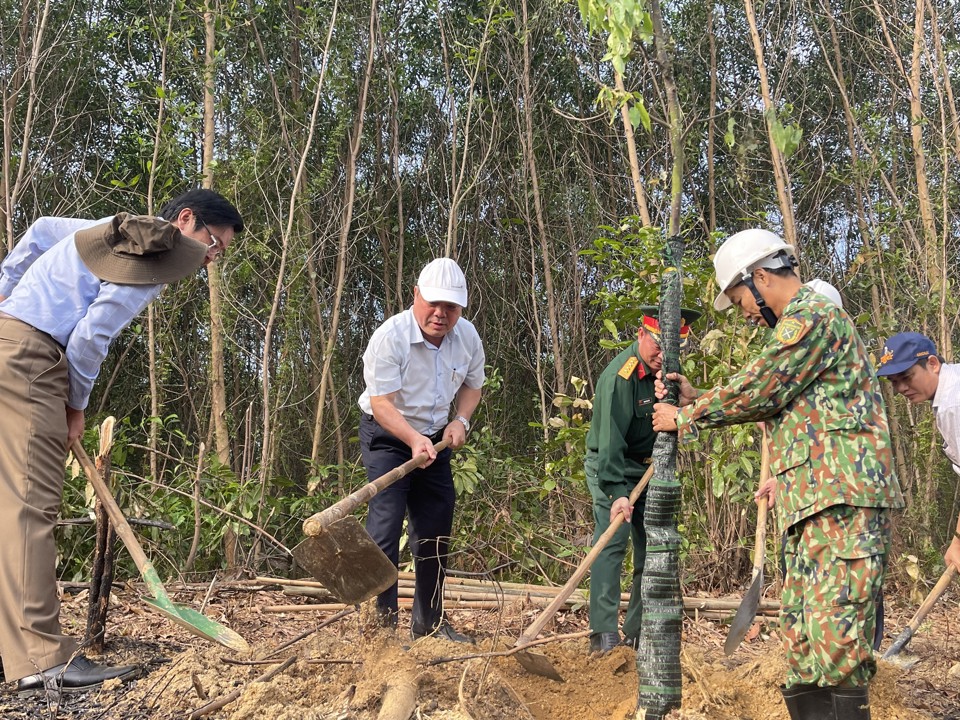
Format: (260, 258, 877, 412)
(804, 279, 844, 309)
(417, 257, 468, 307)
(712, 229, 797, 311)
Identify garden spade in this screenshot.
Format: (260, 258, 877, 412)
(724, 430, 770, 655)
(513, 464, 655, 682)
(882, 564, 958, 666)
(292, 439, 450, 605)
(72, 441, 250, 653)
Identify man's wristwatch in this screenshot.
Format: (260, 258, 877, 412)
(455, 415, 471, 433)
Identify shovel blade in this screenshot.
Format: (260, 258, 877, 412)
(292, 515, 398, 605)
(882, 652, 921, 671)
(514, 647, 564, 682)
(141, 596, 250, 653)
(724, 572, 764, 655)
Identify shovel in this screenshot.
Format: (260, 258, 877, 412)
(292, 439, 450, 605)
(513, 464, 655, 682)
(71, 441, 250, 653)
(724, 430, 771, 655)
(882, 564, 958, 665)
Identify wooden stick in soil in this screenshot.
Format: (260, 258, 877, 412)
(187, 656, 296, 719)
(377, 671, 418, 720)
(85, 417, 117, 654)
(183, 442, 206, 574)
(261, 606, 355, 659)
(223, 657, 361, 666)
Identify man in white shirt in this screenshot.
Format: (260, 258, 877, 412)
(359, 258, 485, 643)
(877, 332, 960, 571)
(0, 189, 243, 696)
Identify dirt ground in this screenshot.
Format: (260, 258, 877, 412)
(1, 581, 958, 719)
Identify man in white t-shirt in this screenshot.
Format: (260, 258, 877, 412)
(877, 332, 960, 571)
(358, 258, 485, 642)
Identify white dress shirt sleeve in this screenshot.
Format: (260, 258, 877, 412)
(0, 217, 91, 297)
(936, 402, 960, 477)
(362, 326, 406, 398)
(66, 282, 163, 410)
(464, 332, 486, 389)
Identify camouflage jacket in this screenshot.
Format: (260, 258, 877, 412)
(676, 286, 904, 529)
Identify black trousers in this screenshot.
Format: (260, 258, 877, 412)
(360, 414, 455, 630)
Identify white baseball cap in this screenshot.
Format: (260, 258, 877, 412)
(417, 258, 468, 307)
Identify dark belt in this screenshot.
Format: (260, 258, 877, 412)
(362, 413, 445, 444)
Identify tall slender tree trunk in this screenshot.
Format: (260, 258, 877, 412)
(200, 4, 238, 568)
(615, 71, 652, 226)
(636, 2, 686, 716)
(815, 3, 911, 488)
(520, 0, 565, 396)
(311, 0, 375, 466)
(2, 0, 53, 250)
(706, 1, 717, 233)
(145, 4, 175, 483)
(907, 0, 939, 292)
(925, 0, 960, 166)
(743, 0, 797, 248)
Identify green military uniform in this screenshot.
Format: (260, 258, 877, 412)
(676, 286, 904, 688)
(585, 341, 656, 641)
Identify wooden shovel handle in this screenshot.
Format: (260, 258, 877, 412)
(883, 564, 958, 659)
(750, 434, 771, 577)
(904, 565, 958, 632)
(71, 441, 154, 578)
(516, 463, 655, 646)
(302, 439, 450, 536)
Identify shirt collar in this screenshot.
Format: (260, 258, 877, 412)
(403, 307, 458, 346)
(633, 342, 652, 379)
(932, 363, 959, 410)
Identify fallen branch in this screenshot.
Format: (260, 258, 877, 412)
(377, 671, 418, 720)
(261, 606, 356, 659)
(423, 629, 592, 667)
(222, 657, 360, 666)
(261, 597, 779, 615)
(57, 517, 176, 530)
(187, 656, 296, 719)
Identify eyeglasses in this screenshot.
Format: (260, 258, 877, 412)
(200, 220, 224, 260)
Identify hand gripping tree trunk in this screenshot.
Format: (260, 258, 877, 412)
(636, 235, 684, 719)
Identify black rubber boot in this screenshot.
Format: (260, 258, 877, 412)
(780, 684, 835, 720)
(833, 686, 871, 719)
(588, 631, 621, 654)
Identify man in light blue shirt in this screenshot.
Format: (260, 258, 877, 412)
(359, 258, 485, 643)
(0, 189, 243, 696)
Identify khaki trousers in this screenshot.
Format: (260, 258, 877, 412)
(0, 316, 78, 680)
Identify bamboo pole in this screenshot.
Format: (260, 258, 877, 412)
(261, 596, 779, 615)
(258, 574, 779, 612)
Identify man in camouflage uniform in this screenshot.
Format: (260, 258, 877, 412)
(585, 306, 700, 654)
(652, 229, 903, 720)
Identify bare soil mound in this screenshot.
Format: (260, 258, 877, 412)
(1, 583, 956, 719)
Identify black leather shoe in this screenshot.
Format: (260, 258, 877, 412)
(17, 655, 140, 698)
(411, 621, 473, 644)
(589, 631, 622, 654)
(622, 635, 640, 650)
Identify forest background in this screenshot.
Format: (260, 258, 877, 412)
(2, 0, 958, 596)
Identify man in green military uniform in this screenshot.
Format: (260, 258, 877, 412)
(585, 306, 701, 654)
(652, 229, 902, 720)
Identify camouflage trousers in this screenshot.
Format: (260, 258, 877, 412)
(780, 504, 890, 688)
